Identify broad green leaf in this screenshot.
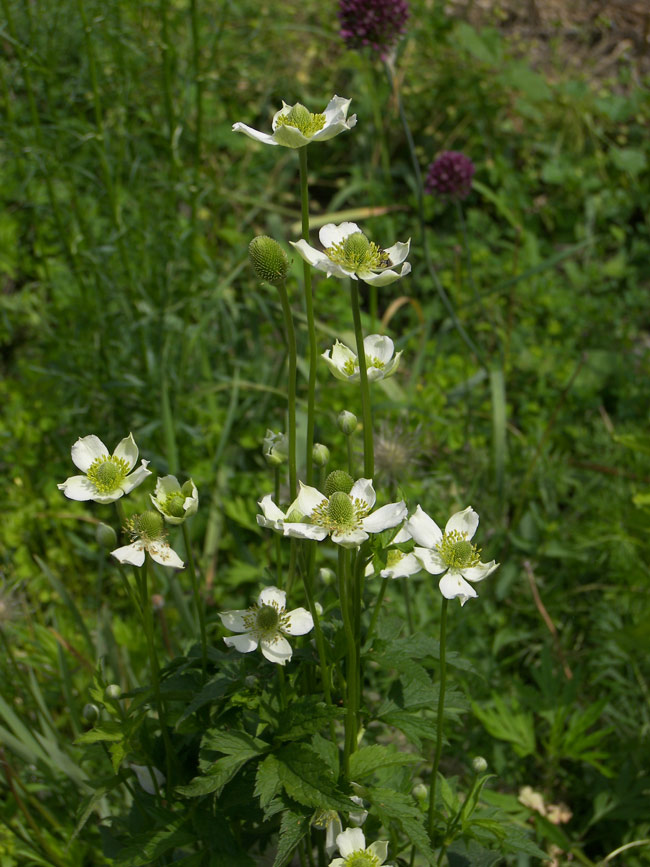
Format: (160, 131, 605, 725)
(255, 755, 283, 813)
(367, 787, 436, 865)
(114, 815, 194, 865)
(272, 809, 311, 867)
(349, 744, 420, 782)
(277, 744, 351, 811)
(275, 698, 343, 741)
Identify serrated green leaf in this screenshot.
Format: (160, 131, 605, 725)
(311, 733, 339, 776)
(447, 838, 502, 867)
(277, 744, 352, 811)
(114, 815, 194, 865)
(75, 721, 124, 744)
(177, 675, 231, 724)
(178, 751, 257, 797)
(255, 755, 283, 813)
(275, 698, 343, 741)
(367, 786, 436, 865)
(349, 744, 420, 781)
(472, 696, 536, 758)
(379, 711, 438, 751)
(272, 809, 311, 867)
(201, 728, 269, 757)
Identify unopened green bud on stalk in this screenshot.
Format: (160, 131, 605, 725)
(96, 522, 117, 549)
(412, 782, 428, 802)
(312, 443, 330, 468)
(472, 756, 488, 773)
(263, 430, 288, 467)
(319, 567, 336, 585)
(83, 703, 100, 723)
(105, 684, 121, 701)
(249, 236, 290, 286)
(338, 410, 358, 435)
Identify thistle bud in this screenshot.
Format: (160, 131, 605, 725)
(249, 236, 290, 286)
(312, 443, 330, 468)
(96, 522, 117, 549)
(338, 410, 358, 435)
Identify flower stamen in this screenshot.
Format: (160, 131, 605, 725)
(325, 231, 387, 272)
(275, 103, 326, 137)
(435, 529, 481, 569)
(86, 456, 130, 494)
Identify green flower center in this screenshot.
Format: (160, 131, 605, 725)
(275, 103, 326, 137)
(161, 491, 186, 518)
(243, 600, 290, 640)
(256, 604, 279, 632)
(325, 231, 390, 273)
(342, 357, 359, 376)
(345, 852, 381, 867)
(324, 470, 354, 497)
(87, 456, 129, 493)
(366, 355, 385, 370)
(127, 511, 165, 543)
(436, 530, 481, 569)
(311, 492, 370, 535)
(386, 549, 404, 567)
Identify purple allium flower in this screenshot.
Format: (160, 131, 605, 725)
(338, 0, 410, 58)
(425, 151, 475, 200)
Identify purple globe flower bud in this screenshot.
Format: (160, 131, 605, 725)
(338, 0, 410, 59)
(425, 151, 475, 200)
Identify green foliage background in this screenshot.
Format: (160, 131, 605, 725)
(1, 0, 650, 863)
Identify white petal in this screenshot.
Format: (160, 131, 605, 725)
(460, 560, 498, 583)
(326, 815, 343, 856)
(183, 485, 199, 516)
(231, 122, 279, 146)
(71, 435, 109, 472)
(319, 222, 360, 249)
(363, 501, 407, 533)
(381, 553, 422, 579)
(154, 475, 181, 498)
(290, 239, 331, 269)
(393, 525, 412, 544)
(111, 542, 145, 567)
(259, 586, 286, 609)
(369, 840, 389, 864)
(414, 547, 447, 574)
(439, 571, 478, 602)
(322, 95, 352, 123)
(260, 635, 292, 665)
(445, 506, 479, 541)
(361, 262, 411, 286)
(148, 542, 184, 569)
(120, 461, 151, 495)
(130, 764, 165, 795)
(322, 351, 352, 381)
(219, 610, 251, 633)
(330, 340, 356, 369)
(271, 101, 292, 128)
(272, 124, 309, 148)
(295, 482, 327, 516)
(329, 861, 344, 867)
(383, 238, 411, 266)
(224, 633, 258, 653)
(113, 433, 139, 470)
(283, 522, 329, 542)
(337, 827, 365, 857)
(282, 607, 314, 636)
(366, 365, 387, 382)
(58, 475, 101, 501)
(331, 528, 369, 548)
(363, 334, 394, 365)
(310, 119, 356, 142)
(350, 478, 375, 510)
(258, 494, 286, 524)
(406, 505, 443, 548)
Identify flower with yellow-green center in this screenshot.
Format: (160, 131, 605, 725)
(232, 96, 356, 148)
(111, 511, 184, 569)
(291, 222, 410, 286)
(323, 335, 402, 383)
(58, 433, 151, 504)
(329, 828, 391, 867)
(150, 475, 198, 525)
(283, 476, 406, 549)
(406, 506, 498, 605)
(219, 586, 313, 665)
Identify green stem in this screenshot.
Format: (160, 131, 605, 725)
(277, 280, 297, 499)
(428, 598, 449, 842)
(298, 146, 317, 486)
(189, 0, 203, 267)
(339, 547, 357, 781)
(182, 522, 207, 679)
(350, 279, 374, 477)
(402, 578, 414, 634)
(347, 436, 354, 476)
(274, 467, 283, 585)
(365, 575, 389, 644)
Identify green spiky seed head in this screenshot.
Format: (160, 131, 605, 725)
(129, 510, 164, 541)
(249, 236, 289, 285)
(324, 470, 354, 497)
(327, 491, 354, 524)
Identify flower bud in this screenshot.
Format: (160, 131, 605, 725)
(319, 567, 336, 585)
(249, 236, 290, 286)
(96, 522, 117, 549)
(314, 601, 323, 616)
(338, 410, 358, 435)
(263, 430, 288, 467)
(312, 443, 330, 468)
(412, 782, 428, 802)
(472, 756, 488, 773)
(105, 684, 121, 701)
(83, 703, 100, 723)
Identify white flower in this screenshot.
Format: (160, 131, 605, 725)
(256, 492, 306, 534)
(283, 479, 406, 549)
(366, 526, 422, 579)
(219, 586, 313, 666)
(406, 506, 498, 605)
(233, 96, 356, 149)
(291, 222, 410, 287)
(111, 511, 184, 569)
(150, 475, 198, 525)
(58, 433, 151, 504)
(323, 335, 402, 383)
(129, 763, 165, 795)
(329, 828, 390, 867)
(314, 796, 368, 857)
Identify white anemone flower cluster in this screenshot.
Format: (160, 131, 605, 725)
(291, 222, 410, 287)
(407, 506, 498, 605)
(282, 478, 407, 549)
(111, 511, 184, 570)
(233, 96, 356, 149)
(323, 335, 401, 383)
(329, 828, 391, 867)
(219, 587, 314, 666)
(58, 433, 151, 504)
